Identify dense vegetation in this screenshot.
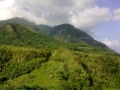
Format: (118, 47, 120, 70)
(0, 46, 120, 90)
(0, 23, 65, 49)
(0, 19, 120, 90)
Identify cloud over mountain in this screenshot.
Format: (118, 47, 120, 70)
(0, 0, 120, 52)
(11, 0, 96, 25)
(0, 0, 112, 33)
(70, 6, 112, 30)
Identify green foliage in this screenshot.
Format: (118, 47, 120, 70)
(0, 21, 120, 90)
(0, 46, 51, 80)
(0, 46, 120, 90)
(0, 23, 65, 49)
(0, 85, 45, 90)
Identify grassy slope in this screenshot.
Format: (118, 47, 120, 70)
(0, 45, 120, 90)
(0, 17, 53, 36)
(0, 23, 120, 90)
(0, 23, 66, 50)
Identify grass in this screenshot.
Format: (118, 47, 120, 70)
(0, 46, 120, 90)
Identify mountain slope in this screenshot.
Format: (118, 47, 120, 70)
(0, 18, 110, 50)
(0, 17, 53, 35)
(0, 23, 64, 49)
(0, 23, 114, 54)
(0, 17, 36, 28)
(50, 24, 109, 49)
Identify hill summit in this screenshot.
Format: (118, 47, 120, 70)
(50, 24, 109, 49)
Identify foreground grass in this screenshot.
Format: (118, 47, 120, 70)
(0, 45, 120, 90)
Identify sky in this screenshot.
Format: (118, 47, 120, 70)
(0, 0, 120, 52)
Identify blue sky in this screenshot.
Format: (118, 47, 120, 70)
(0, 0, 120, 52)
(94, 0, 120, 52)
(96, 0, 120, 9)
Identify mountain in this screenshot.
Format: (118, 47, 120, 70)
(0, 17, 36, 27)
(0, 18, 110, 50)
(0, 23, 112, 54)
(0, 23, 65, 49)
(0, 17, 53, 35)
(0, 19, 120, 89)
(50, 24, 108, 48)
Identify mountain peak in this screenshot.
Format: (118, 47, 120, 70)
(0, 18, 109, 49)
(54, 23, 75, 31)
(2, 23, 33, 32)
(56, 23, 75, 27)
(0, 17, 36, 28)
(49, 23, 109, 49)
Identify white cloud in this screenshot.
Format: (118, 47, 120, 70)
(0, 0, 14, 9)
(11, 0, 96, 25)
(113, 8, 120, 21)
(103, 39, 120, 52)
(0, 0, 113, 36)
(0, 0, 15, 20)
(103, 39, 120, 47)
(74, 0, 95, 9)
(70, 6, 112, 30)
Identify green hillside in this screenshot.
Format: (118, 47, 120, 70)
(50, 24, 109, 49)
(0, 23, 113, 54)
(0, 18, 111, 49)
(0, 23, 65, 49)
(0, 21, 120, 90)
(0, 17, 53, 35)
(0, 45, 120, 90)
(0, 17, 36, 29)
